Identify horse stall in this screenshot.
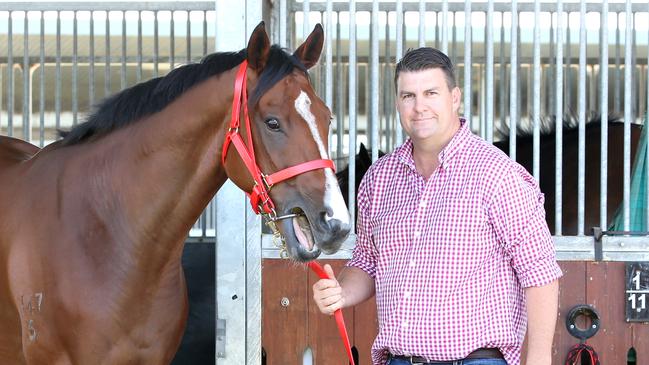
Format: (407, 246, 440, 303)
(1, 1, 649, 365)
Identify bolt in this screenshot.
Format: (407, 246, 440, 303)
(281, 297, 290, 307)
(570, 324, 575, 329)
(592, 324, 597, 329)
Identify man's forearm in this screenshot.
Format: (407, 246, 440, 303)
(525, 279, 559, 365)
(338, 266, 375, 308)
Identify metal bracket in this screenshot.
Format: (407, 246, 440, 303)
(592, 227, 603, 261)
(216, 318, 226, 358)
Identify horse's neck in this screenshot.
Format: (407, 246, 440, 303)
(88, 72, 235, 267)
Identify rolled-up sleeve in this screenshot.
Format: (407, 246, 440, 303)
(489, 164, 563, 288)
(347, 169, 378, 279)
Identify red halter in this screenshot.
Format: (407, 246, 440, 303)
(221, 60, 335, 219)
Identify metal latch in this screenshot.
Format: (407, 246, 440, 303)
(216, 318, 226, 358)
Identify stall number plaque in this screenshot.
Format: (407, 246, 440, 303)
(626, 262, 649, 322)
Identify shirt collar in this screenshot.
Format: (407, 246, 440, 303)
(395, 117, 470, 171)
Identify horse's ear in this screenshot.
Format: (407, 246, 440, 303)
(359, 143, 371, 166)
(293, 24, 324, 70)
(247, 21, 270, 73)
(359, 143, 367, 154)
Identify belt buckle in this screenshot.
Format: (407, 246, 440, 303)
(407, 356, 426, 365)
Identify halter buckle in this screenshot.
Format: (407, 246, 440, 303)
(261, 174, 273, 190)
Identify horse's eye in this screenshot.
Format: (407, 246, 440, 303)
(264, 118, 281, 131)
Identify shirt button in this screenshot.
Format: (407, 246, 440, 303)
(419, 200, 427, 208)
(404, 291, 411, 299)
(413, 231, 421, 238)
(402, 321, 408, 328)
(409, 260, 415, 267)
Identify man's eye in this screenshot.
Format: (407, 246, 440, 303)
(264, 118, 281, 131)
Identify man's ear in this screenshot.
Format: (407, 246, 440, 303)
(452, 87, 462, 113)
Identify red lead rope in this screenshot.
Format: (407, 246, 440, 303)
(307, 261, 356, 365)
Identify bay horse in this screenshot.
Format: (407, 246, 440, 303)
(0, 22, 350, 365)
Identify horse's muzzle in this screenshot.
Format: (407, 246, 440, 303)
(315, 215, 351, 255)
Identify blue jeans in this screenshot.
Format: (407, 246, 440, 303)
(387, 357, 507, 365)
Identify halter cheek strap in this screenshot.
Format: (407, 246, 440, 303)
(221, 61, 335, 219)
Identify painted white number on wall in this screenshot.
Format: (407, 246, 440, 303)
(628, 293, 647, 311)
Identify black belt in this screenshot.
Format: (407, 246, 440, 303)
(391, 348, 503, 364)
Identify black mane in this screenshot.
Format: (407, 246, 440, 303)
(59, 45, 306, 146)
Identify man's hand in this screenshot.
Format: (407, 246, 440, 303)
(312, 264, 345, 315)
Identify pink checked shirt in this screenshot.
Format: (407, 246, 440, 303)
(348, 119, 563, 365)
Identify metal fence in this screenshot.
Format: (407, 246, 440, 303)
(2, 1, 649, 261)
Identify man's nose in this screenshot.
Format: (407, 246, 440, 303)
(414, 96, 428, 113)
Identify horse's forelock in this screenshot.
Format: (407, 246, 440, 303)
(249, 46, 309, 107)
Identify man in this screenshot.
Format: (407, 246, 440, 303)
(312, 47, 562, 365)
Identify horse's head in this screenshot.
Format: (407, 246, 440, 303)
(223, 22, 350, 262)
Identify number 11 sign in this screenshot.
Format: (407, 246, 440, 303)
(626, 262, 649, 322)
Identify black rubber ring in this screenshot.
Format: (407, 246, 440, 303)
(565, 304, 600, 341)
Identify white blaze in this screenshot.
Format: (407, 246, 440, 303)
(294, 91, 350, 225)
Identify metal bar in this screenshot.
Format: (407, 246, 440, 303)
(8, 11, 14, 137)
(555, 0, 564, 235)
(532, 0, 541, 181)
(464, 1, 472, 128)
(565, 16, 571, 115)
(325, 0, 333, 157)
(615, 14, 621, 113)
(39, 11, 45, 146)
(600, 1, 609, 231)
(371, 0, 379, 162)
(510, 1, 518, 160)
(623, 0, 632, 231)
(105, 11, 111, 97)
(186, 11, 191, 63)
(335, 15, 343, 164)
(203, 10, 208, 55)
(72, 12, 78, 125)
(384, 15, 391, 150)
(418, 0, 425, 47)
(485, 0, 494, 143)
(302, 0, 309, 40)
(646, 2, 649, 232)
(279, 0, 286, 47)
(578, 0, 587, 235)
(137, 11, 142, 82)
(89, 11, 95, 109)
(170, 11, 175, 69)
(441, 0, 448, 54)
(499, 15, 505, 138)
(121, 11, 126, 90)
(23, 11, 31, 141)
(395, 0, 403, 144)
(153, 11, 159, 77)
(55, 10, 61, 131)
(348, 0, 357, 229)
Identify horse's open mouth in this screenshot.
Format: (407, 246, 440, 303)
(291, 208, 316, 251)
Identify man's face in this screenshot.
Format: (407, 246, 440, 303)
(396, 68, 461, 144)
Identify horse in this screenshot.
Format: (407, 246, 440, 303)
(0, 21, 350, 365)
(494, 114, 642, 235)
